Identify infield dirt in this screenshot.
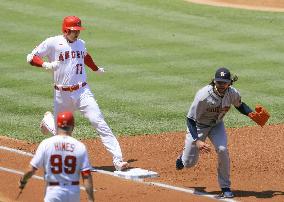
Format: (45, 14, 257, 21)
(0, 124, 283, 201)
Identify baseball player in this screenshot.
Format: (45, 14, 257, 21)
(19, 111, 94, 202)
(176, 67, 270, 198)
(26, 16, 129, 171)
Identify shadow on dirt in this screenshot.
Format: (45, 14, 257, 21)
(232, 190, 284, 199)
(191, 187, 284, 199)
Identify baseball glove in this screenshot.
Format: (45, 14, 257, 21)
(248, 104, 270, 127)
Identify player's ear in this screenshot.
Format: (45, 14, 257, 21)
(64, 30, 71, 35)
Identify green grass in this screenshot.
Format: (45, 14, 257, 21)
(1, 0, 284, 142)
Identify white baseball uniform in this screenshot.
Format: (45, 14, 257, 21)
(31, 135, 91, 202)
(29, 35, 124, 165)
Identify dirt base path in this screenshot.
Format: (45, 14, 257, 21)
(0, 124, 284, 201)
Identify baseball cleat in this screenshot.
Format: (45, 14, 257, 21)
(176, 154, 184, 170)
(40, 111, 56, 135)
(219, 188, 234, 198)
(114, 161, 129, 171)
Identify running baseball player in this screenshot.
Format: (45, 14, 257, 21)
(19, 112, 94, 202)
(176, 67, 270, 198)
(26, 16, 129, 171)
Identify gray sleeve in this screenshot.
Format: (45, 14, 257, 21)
(187, 89, 207, 121)
(230, 87, 242, 107)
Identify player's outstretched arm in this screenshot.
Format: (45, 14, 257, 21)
(84, 53, 104, 73)
(235, 102, 253, 116)
(82, 171, 95, 202)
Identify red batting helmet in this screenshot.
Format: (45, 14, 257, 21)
(57, 111, 74, 129)
(62, 16, 85, 33)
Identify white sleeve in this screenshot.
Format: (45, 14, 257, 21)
(80, 39, 88, 56)
(80, 145, 91, 171)
(30, 141, 46, 169)
(31, 38, 52, 58)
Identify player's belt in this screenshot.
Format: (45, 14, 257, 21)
(48, 181, 79, 186)
(54, 82, 87, 92)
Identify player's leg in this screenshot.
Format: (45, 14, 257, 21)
(77, 88, 127, 170)
(67, 186, 80, 202)
(40, 91, 74, 136)
(44, 186, 68, 202)
(208, 121, 233, 198)
(177, 128, 209, 169)
(54, 91, 75, 120)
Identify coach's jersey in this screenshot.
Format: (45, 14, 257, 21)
(30, 135, 91, 183)
(187, 85, 241, 128)
(31, 35, 87, 86)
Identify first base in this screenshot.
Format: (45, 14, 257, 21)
(114, 168, 159, 180)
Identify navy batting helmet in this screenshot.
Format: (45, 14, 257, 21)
(214, 67, 231, 83)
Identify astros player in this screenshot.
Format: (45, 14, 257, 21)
(176, 67, 270, 198)
(26, 16, 129, 171)
(19, 112, 94, 202)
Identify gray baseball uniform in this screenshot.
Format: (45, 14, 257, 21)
(182, 84, 241, 188)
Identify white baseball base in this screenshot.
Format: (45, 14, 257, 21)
(114, 168, 159, 180)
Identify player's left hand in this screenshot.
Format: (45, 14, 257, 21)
(248, 104, 270, 127)
(96, 67, 105, 74)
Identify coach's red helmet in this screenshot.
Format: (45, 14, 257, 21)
(62, 16, 85, 33)
(57, 111, 74, 130)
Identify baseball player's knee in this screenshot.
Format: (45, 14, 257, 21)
(216, 146, 229, 156)
(87, 113, 105, 127)
(90, 119, 112, 132)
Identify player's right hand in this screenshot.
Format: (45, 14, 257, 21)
(18, 178, 27, 190)
(26, 54, 33, 63)
(42, 61, 60, 70)
(196, 140, 211, 153)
